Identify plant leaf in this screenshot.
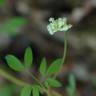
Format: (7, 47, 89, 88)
(32, 85, 39, 96)
(34, 85, 43, 94)
(45, 78, 62, 87)
(1, 17, 27, 35)
(21, 86, 32, 96)
(5, 55, 25, 72)
(47, 58, 62, 75)
(39, 58, 47, 76)
(24, 47, 33, 68)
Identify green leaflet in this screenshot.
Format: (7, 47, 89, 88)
(39, 58, 47, 76)
(34, 85, 43, 94)
(24, 47, 33, 69)
(32, 85, 40, 96)
(21, 85, 41, 96)
(5, 55, 25, 72)
(47, 58, 62, 75)
(45, 78, 62, 88)
(20, 86, 32, 96)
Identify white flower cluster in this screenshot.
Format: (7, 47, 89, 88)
(47, 17, 72, 35)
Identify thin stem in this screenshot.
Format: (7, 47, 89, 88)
(26, 71, 62, 96)
(54, 32, 67, 78)
(62, 32, 67, 66)
(0, 68, 29, 86)
(26, 71, 44, 87)
(26, 71, 47, 92)
(0, 68, 49, 95)
(0, 69, 62, 96)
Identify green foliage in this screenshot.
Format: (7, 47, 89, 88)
(45, 78, 62, 88)
(0, 0, 6, 6)
(1, 17, 27, 35)
(39, 58, 47, 76)
(20, 85, 41, 96)
(33, 85, 42, 94)
(47, 58, 62, 75)
(21, 86, 32, 96)
(5, 47, 33, 71)
(4, 47, 64, 95)
(32, 85, 40, 96)
(24, 47, 33, 69)
(66, 74, 76, 96)
(5, 55, 25, 72)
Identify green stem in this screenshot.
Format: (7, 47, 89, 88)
(26, 72, 61, 96)
(54, 32, 67, 78)
(0, 69, 29, 86)
(0, 68, 49, 95)
(0, 68, 63, 96)
(62, 32, 67, 66)
(0, 69, 47, 89)
(26, 71, 46, 89)
(27, 72, 55, 96)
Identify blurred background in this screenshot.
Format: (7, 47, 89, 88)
(0, 0, 96, 96)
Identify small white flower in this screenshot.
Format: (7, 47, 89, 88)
(47, 17, 72, 35)
(47, 25, 53, 35)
